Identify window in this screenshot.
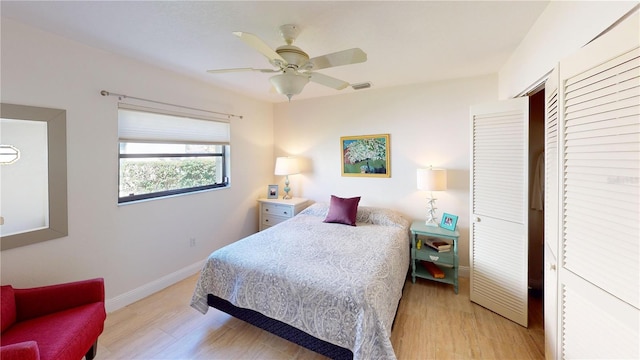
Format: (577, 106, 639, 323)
(118, 106, 230, 203)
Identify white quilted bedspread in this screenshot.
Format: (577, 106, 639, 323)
(190, 203, 410, 360)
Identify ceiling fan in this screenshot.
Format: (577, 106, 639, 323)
(208, 24, 367, 101)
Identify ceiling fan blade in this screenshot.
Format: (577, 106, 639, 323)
(309, 72, 349, 90)
(233, 31, 287, 66)
(207, 67, 280, 74)
(309, 48, 367, 70)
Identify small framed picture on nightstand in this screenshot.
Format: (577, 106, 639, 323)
(267, 185, 279, 199)
(440, 213, 458, 231)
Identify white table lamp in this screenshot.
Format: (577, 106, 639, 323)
(417, 167, 447, 226)
(274, 157, 300, 199)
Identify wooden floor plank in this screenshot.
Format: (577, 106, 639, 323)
(98, 275, 544, 359)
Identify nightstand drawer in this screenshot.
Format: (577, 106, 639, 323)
(258, 197, 309, 232)
(262, 214, 287, 227)
(262, 203, 293, 217)
(414, 249, 454, 264)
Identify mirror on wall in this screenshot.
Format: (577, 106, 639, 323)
(0, 103, 68, 250)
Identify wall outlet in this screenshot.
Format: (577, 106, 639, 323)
(189, 238, 196, 247)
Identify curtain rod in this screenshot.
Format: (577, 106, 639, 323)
(100, 90, 243, 119)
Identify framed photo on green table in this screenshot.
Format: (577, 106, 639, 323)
(440, 213, 458, 231)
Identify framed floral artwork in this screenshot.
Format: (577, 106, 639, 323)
(341, 134, 390, 177)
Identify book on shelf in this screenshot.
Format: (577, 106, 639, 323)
(421, 261, 445, 278)
(424, 238, 451, 252)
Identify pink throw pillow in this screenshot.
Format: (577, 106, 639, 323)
(323, 195, 361, 226)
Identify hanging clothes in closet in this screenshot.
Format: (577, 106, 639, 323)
(531, 151, 544, 211)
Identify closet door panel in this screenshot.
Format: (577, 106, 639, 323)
(543, 243, 558, 360)
(559, 11, 640, 359)
(470, 98, 529, 327)
(545, 67, 560, 259)
(562, 46, 640, 309)
(543, 66, 560, 360)
(562, 271, 639, 359)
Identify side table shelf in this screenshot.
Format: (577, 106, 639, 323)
(410, 220, 460, 294)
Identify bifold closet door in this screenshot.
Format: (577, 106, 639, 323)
(543, 66, 560, 360)
(558, 11, 639, 359)
(470, 98, 529, 327)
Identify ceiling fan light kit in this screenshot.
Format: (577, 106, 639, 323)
(209, 24, 368, 101)
(270, 69, 309, 101)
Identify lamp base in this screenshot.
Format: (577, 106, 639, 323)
(425, 195, 440, 227)
(282, 175, 292, 199)
(424, 219, 439, 227)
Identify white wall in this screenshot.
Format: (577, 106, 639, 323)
(273, 75, 498, 270)
(0, 18, 274, 311)
(499, 1, 638, 98)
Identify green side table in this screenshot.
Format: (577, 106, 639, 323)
(410, 220, 460, 294)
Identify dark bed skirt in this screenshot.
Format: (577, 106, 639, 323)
(207, 294, 353, 360)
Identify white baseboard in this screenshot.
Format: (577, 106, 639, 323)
(459, 265, 470, 278)
(105, 260, 204, 313)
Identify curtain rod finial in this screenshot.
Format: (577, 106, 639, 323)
(100, 90, 109, 96)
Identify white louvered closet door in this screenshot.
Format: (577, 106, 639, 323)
(470, 98, 529, 327)
(558, 11, 639, 359)
(543, 66, 560, 360)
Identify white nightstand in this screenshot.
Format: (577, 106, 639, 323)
(257, 197, 309, 231)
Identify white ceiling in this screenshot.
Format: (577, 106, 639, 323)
(1, 1, 549, 103)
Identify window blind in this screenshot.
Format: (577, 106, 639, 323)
(118, 106, 230, 145)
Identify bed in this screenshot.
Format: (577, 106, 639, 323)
(190, 200, 410, 360)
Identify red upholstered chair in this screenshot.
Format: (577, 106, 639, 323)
(1, 278, 106, 360)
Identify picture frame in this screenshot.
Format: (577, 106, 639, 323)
(267, 184, 279, 199)
(440, 213, 458, 231)
(341, 134, 390, 177)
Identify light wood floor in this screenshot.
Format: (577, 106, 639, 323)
(97, 274, 544, 359)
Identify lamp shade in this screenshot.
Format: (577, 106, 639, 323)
(274, 157, 300, 176)
(417, 168, 447, 191)
(270, 70, 309, 101)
